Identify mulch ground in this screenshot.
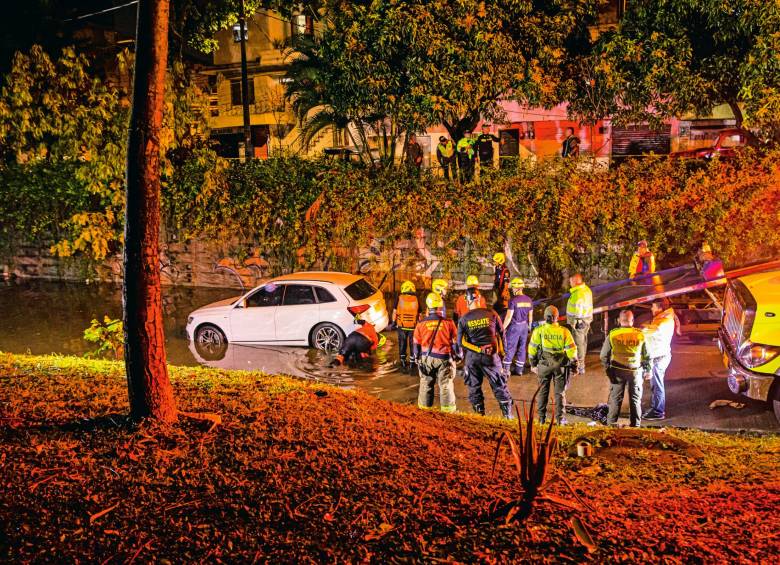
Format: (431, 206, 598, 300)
(0, 353, 778, 563)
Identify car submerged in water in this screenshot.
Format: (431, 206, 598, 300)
(186, 272, 389, 359)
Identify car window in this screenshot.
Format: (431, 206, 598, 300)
(314, 286, 337, 303)
(721, 134, 743, 148)
(246, 283, 284, 307)
(283, 284, 316, 306)
(343, 278, 378, 301)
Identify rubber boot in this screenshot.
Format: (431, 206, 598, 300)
(512, 363, 524, 376)
(471, 403, 486, 416)
(408, 357, 417, 375)
(399, 356, 407, 370)
(500, 401, 515, 420)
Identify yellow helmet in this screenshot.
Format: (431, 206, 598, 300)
(400, 280, 416, 294)
(432, 278, 448, 295)
(425, 292, 444, 310)
(493, 252, 506, 265)
(701, 242, 712, 253)
(510, 277, 525, 289)
(465, 275, 480, 288)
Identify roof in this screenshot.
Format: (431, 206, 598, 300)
(270, 271, 363, 285)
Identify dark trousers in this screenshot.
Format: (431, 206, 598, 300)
(503, 323, 529, 372)
(458, 157, 474, 182)
(463, 351, 513, 410)
(606, 366, 643, 427)
(569, 319, 590, 369)
(338, 332, 371, 364)
(439, 158, 457, 181)
(536, 364, 567, 423)
(397, 328, 414, 362)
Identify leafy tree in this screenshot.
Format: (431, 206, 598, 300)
(570, 0, 780, 138)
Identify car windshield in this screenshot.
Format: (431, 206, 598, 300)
(344, 278, 378, 301)
(721, 134, 744, 148)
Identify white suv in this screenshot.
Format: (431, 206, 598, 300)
(186, 272, 388, 357)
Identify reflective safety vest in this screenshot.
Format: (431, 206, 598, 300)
(395, 294, 419, 330)
(437, 141, 455, 159)
(457, 137, 475, 159)
(528, 322, 577, 366)
(604, 327, 648, 369)
(629, 252, 656, 277)
(566, 283, 593, 321)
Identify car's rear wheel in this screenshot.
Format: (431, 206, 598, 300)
(311, 323, 345, 351)
(194, 324, 228, 361)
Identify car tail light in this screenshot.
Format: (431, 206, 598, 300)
(737, 341, 780, 368)
(348, 304, 370, 316)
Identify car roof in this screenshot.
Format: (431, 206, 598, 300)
(270, 271, 364, 286)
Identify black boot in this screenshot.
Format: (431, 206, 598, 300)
(472, 403, 486, 416)
(500, 401, 515, 420)
(399, 357, 407, 370)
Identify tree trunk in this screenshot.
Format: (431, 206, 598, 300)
(123, 0, 177, 423)
(727, 100, 743, 128)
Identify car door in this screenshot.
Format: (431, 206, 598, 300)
(229, 283, 283, 342)
(275, 284, 320, 342)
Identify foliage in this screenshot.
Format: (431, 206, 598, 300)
(0, 352, 778, 561)
(571, 0, 780, 138)
(83, 316, 124, 360)
(0, 46, 218, 261)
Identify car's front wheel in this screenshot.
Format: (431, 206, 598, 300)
(311, 323, 345, 351)
(194, 324, 228, 361)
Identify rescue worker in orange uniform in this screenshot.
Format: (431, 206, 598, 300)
(391, 280, 420, 370)
(629, 240, 656, 278)
(493, 252, 511, 317)
(454, 275, 487, 323)
(331, 307, 379, 366)
(414, 293, 460, 412)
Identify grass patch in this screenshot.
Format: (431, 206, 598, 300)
(1, 352, 778, 562)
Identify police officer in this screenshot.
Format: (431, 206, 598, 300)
(414, 293, 460, 413)
(454, 275, 486, 323)
(476, 124, 500, 171)
(566, 273, 592, 375)
(456, 134, 476, 183)
(493, 252, 511, 318)
(528, 306, 578, 424)
(502, 278, 533, 376)
(436, 135, 457, 181)
(391, 280, 419, 371)
(457, 289, 514, 418)
(600, 310, 650, 427)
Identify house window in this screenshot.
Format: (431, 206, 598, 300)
(230, 78, 255, 106)
(291, 14, 314, 37)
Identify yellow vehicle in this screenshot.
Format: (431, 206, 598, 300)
(718, 269, 780, 422)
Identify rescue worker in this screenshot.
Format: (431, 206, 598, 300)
(414, 293, 459, 413)
(457, 289, 514, 418)
(641, 299, 677, 421)
(493, 252, 511, 317)
(331, 311, 380, 366)
(566, 273, 593, 375)
(391, 280, 420, 370)
(528, 306, 578, 424)
(456, 134, 476, 183)
(405, 134, 424, 172)
(436, 135, 457, 181)
(431, 278, 449, 317)
(628, 240, 656, 278)
(502, 278, 533, 376)
(475, 124, 500, 171)
(601, 309, 650, 427)
(695, 242, 725, 280)
(561, 127, 580, 157)
(454, 275, 486, 323)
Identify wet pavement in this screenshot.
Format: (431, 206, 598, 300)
(1, 280, 777, 432)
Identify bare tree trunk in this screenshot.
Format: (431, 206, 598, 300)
(123, 0, 177, 423)
(727, 100, 743, 128)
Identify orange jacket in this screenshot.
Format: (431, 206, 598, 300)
(454, 292, 486, 320)
(356, 322, 379, 350)
(395, 294, 419, 330)
(413, 315, 458, 359)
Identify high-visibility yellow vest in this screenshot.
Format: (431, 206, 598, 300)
(437, 141, 455, 158)
(528, 322, 577, 361)
(566, 283, 593, 321)
(607, 327, 647, 369)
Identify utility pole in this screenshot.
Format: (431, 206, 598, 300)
(239, 0, 253, 160)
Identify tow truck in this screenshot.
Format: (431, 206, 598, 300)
(537, 257, 780, 423)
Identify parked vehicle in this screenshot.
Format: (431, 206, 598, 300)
(186, 272, 388, 354)
(718, 268, 780, 423)
(670, 128, 760, 160)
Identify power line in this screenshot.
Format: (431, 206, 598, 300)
(63, 0, 139, 22)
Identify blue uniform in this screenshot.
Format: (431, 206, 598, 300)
(503, 293, 533, 374)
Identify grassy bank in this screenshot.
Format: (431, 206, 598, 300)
(1, 353, 778, 562)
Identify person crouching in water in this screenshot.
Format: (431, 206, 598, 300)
(392, 280, 420, 371)
(331, 307, 379, 366)
(414, 293, 459, 413)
